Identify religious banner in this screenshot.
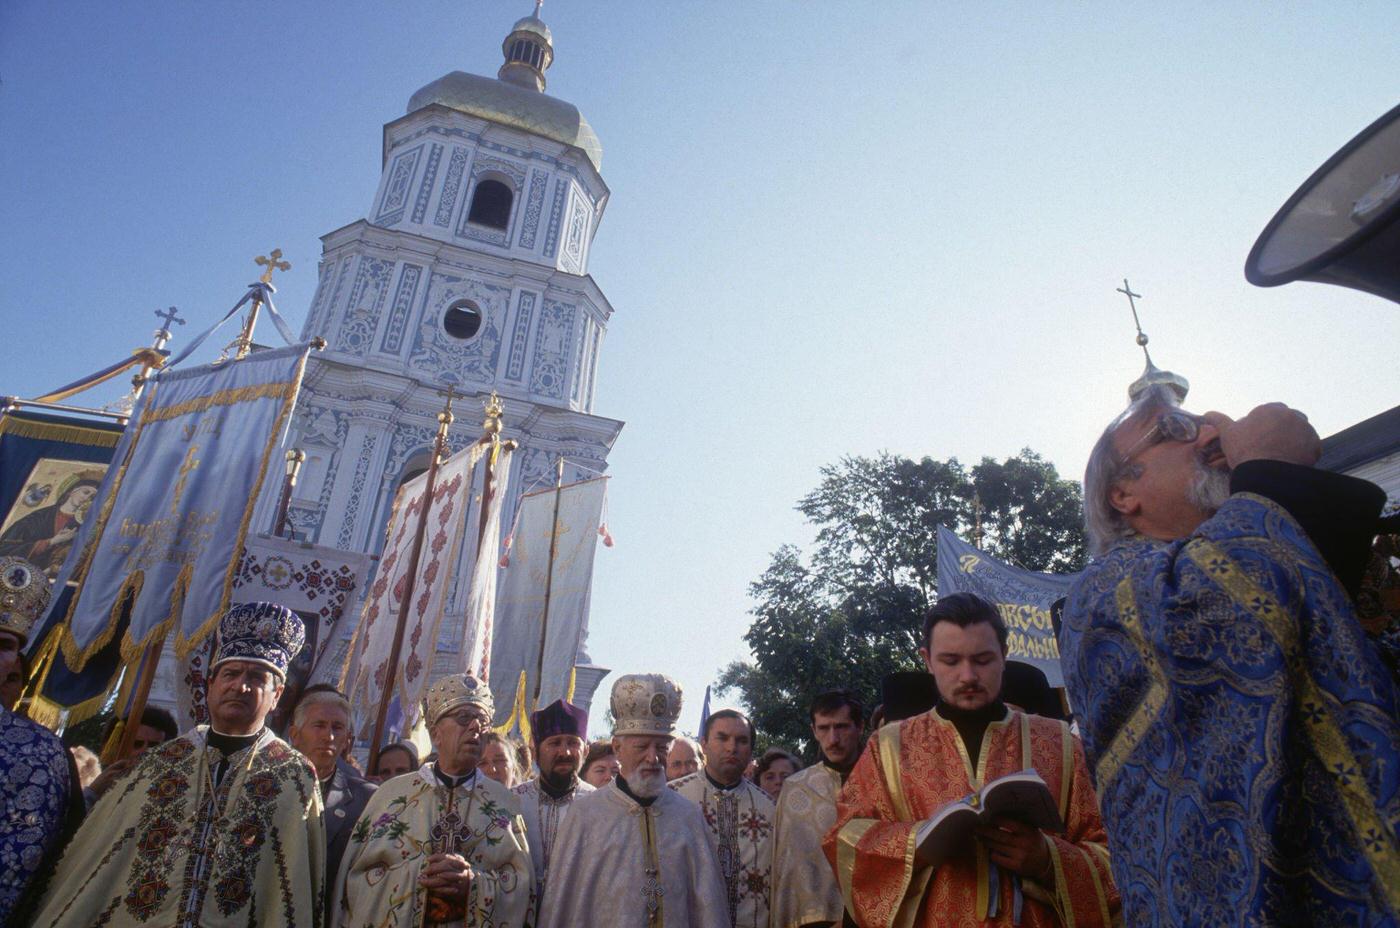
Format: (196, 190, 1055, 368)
(167, 535, 370, 728)
(0, 411, 122, 578)
(491, 476, 609, 732)
(935, 525, 1078, 686)
(460, 445, 512, 681)
(44, 344, 311, 676)
(343, 442, 487, 729)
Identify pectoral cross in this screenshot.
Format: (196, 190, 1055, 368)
(171, 445, 201, 515)
(255, 248, 291, 285)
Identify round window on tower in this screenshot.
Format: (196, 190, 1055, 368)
(443, 300, 483, 340)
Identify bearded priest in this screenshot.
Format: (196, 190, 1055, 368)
(538, 673, 728, 928)
(824, 594, 1119, 927)
(511, 698, 594, 900)
(33, 602, 325, 928)
(331, 673, 532, 928)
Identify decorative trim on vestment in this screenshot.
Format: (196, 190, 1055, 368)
(1187, 533, 1400, 915)
(1093, 577, 1168, 789)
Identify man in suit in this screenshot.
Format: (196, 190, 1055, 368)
(288, 686, 376, 920)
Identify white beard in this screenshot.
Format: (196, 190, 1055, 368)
(1189, 462, 1232, 513)
(628, 767, 667, 798)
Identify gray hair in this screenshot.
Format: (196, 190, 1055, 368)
(1083, 383, 1181, 556)
(291, 689, 352, 729)
(671, 735, 705, 762)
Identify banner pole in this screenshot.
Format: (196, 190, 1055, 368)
(366, 388, 454, 775)
(531, 456, 566, 704)
(104, 624, 168, 765)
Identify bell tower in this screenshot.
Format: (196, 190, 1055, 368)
(266, 4, 622, 698)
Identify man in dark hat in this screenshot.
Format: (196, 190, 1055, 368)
(33, 601, 325, 928)
(511, 698, 593, 899)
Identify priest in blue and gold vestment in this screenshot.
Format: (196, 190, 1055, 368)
(1063, 385, 1400, 926)
(0, 557, 83, 926)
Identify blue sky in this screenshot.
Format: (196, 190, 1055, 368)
(3, 2, 1397, 737)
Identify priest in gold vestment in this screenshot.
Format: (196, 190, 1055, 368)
(32, 603, 325, 928)
(825, 594, 1118, 928)
(770, 690, 866, 928)
(332, 673, 532, 928)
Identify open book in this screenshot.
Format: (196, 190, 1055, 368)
(914, 769, 1063, 869)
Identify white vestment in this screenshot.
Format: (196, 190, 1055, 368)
(769, 764, 844, 928)
(537, 779, 729, 928)
(510, 776, 594, 899)
(668, 772, 775, 928)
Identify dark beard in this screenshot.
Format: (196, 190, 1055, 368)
(541, 768, 577, 793)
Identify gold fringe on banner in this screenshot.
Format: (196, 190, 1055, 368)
(0, 415, 122, 448)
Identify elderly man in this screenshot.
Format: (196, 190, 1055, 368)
(666, 734, 703, 780)
(1061, 388, 1400, 925)
(34, 602, 324, 928)
(333, 673, 531, 927)
(826, 593, 1118, 927)
(288, 686, 375, 920)
(511, 698, 593, 900)
(670, 708, 775, 928)
(539, 673, 728, 928)
(770, 689, 863, 928)
(0, 557, 83, 926)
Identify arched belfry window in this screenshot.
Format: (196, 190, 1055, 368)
(467, 179, 513, 230)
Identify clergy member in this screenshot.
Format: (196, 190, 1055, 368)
(1064, 389, 1400, 924)
(33, 601, 325, 928)
(510, 698, 593, 900)
(825, 593, 1119, 927)
(538, 673, 728, 928)
(332, 673, 532, 927)
(670, 708, 775, 928)
(288, 686, 376, 921)
(770, 689, 864, 928)
(0, 556, 82, 926)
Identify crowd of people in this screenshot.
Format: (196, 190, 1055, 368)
(1, 391, 1397, 927)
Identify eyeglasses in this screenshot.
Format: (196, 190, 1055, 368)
(1118, 410, 1203, 472)
(439, 710, 490, 731)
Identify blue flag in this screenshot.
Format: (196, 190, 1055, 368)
(935, 525, 1078, 686)
(46, 344, 311, 677)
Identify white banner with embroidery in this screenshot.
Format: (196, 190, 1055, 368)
(490, 477, 608, 730)
(459, 445, 513, 683)
(344, 442, 485, 726)
(53, 344, 310, 667)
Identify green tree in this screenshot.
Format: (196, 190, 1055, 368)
(718, 450, 1085, 756)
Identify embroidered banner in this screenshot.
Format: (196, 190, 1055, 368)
(344, 442, 491, 727)
(50, 344, 311, 668)
(935, 525, 1078, 686)
(459, 445, 512, 683)
(491, 477, 608, 729)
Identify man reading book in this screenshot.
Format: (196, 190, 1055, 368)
(823, 593, 1118, 927)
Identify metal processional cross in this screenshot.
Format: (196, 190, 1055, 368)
(255, 248, 291, 284)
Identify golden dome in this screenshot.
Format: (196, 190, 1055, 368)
(407, 71, 602, 172)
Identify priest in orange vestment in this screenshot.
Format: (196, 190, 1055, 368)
(824, 593, 1118, 928)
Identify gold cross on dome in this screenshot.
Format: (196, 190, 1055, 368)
(255, 248, 291, 284)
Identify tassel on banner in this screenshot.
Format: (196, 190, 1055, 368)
(599, 523, 614, 547)
(499, 532, 514, 568)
